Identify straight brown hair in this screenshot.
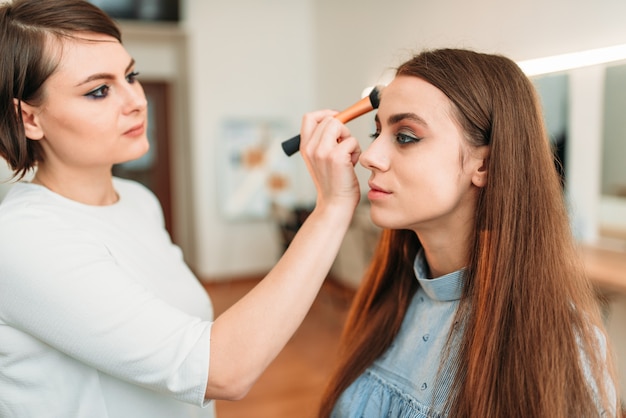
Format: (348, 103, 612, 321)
(319, 49, 619, 417)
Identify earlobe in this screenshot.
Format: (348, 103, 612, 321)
(14, 98, 44, 140)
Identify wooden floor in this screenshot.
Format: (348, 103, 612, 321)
(202, 277, 355, 418)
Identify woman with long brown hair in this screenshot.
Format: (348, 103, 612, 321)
(319, 48, 620, 417)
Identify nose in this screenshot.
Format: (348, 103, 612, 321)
(359, 134, 389, 172)
(122, 81, 148, 115)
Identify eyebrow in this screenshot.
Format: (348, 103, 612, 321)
(387, 112, 429, 127)
(75, 58, 136, 87)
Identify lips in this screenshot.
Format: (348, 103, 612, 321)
(367, 181, 391, 200)
(368, 181, 390, 194)
(124, 122, 145, 137)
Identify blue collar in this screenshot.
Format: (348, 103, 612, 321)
(413, 249, 465, 302)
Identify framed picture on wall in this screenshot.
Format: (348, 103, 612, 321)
(217, 119, 296, 221)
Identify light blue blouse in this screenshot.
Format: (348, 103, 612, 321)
(332, 252, 465, 418)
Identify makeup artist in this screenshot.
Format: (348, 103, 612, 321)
(316, 48, 621, 418)
(0, 1, 361, 417)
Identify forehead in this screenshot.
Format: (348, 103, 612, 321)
(380, 76, 452, 114)
(46, 32, 130, 82)
(378, 75, 464, 137)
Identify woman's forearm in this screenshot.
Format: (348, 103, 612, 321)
(205, 202, 354, 400)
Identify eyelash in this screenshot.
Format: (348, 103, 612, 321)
(84, 71, 141, 99)
(85, 85, 109, 99)
(369, 131, 422, 145)
(126, 71, 140, 83)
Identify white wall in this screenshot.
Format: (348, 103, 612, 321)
(184, 0, 316, 278)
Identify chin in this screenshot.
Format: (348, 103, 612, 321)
(369, 210, 392, 229)
(369, 210, 413, 231)
(115, 149, 150, 166)
(128, 140, 151, 161)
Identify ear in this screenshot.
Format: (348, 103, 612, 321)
(471, 145, 489, 188)
(14, 98, 44, 140)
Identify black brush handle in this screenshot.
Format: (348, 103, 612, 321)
(281, 87, 381, 157)
(281, 134, 301, 156)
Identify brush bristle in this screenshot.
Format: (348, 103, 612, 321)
(369, 86, 382, 109)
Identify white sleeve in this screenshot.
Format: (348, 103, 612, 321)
(0, 208, 211, 405)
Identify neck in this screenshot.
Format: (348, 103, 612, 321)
(419, 239, 468, 278)
(33, 167, 118, 206)
(415, 192, 479, 278)
(415, 221, 473, 278)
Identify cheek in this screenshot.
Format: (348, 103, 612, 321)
(401, 150, 460, 193)
(406, 178, 455, 211)
(398, 161, 466, 215)
(43, 102, 111, 136)
(40, 107, 117, 158)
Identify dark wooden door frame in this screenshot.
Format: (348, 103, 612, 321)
(113, 81, 174, 239)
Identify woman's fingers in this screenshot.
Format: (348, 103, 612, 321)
(298, 111, 361, 210)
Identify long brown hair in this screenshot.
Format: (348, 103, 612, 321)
(319, 49, 619, 417)
(0, 0, 121, 179)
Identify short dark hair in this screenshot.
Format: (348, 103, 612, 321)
(0, 0, 121, 179)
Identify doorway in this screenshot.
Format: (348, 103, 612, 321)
(113, 81, 174, 239)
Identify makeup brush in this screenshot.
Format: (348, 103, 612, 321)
(281, 86, 382, 156)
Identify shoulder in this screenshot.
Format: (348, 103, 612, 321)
(0, 185, 111, 286)
(113, 177, 157, 202)
(112, 177, 165, 224)
(0, 182, 57, 225)
(0, 181, 41, 207)
(113, 177, 161, 209)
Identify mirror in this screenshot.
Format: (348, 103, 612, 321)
(600, 61, 626, 241)
(533, 72, 569, 187)
(523, 48, 626, 245)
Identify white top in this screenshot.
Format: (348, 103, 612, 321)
(0, 178, 215, 418)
